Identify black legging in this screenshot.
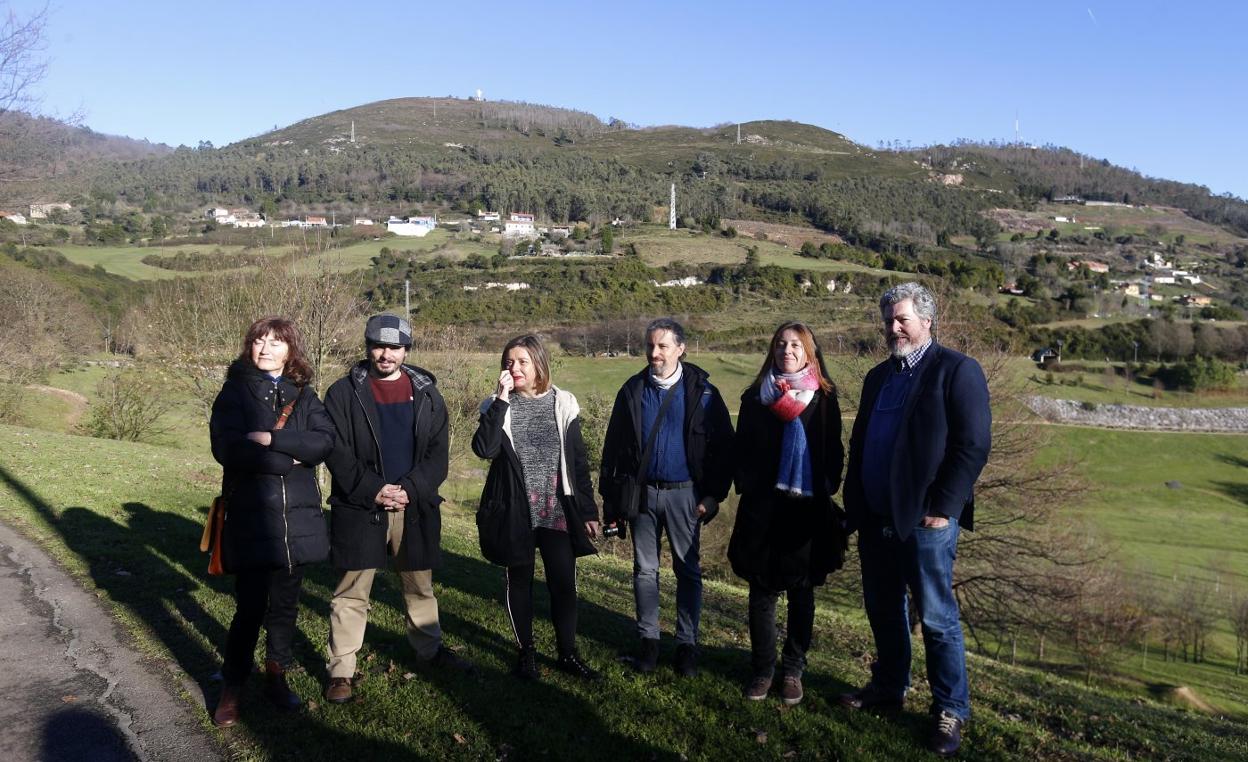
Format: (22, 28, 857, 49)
(505, 528, 578, 657)
(222, 567, 305, 685)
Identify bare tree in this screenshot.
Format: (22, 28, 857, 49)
(1232, 590, 1248, 676)
(1064, 565, 1148, 686)
(0, 2, 48, 114)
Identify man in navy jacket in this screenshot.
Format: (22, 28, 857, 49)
(839, 283, 991, 758)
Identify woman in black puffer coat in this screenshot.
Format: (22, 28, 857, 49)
(208, 316, 334, 727)
(728, 321, 845, 707)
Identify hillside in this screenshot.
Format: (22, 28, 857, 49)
(1, 422, 1246, 760)
(0, 111, 171, 205)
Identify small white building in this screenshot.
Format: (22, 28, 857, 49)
(306, 216, 329, 228)
(476, 210, 501, 222)
(386, 216, 437, 237)
(503, 212, 536, 238)
(0, 211, 28, 225)
(353, 218, 375, 226)
(29, 202, 72, 219)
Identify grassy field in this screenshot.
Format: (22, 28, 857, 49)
(2, 423, 1246, 760)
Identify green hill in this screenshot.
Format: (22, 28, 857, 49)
(1, 422, 1245, 760)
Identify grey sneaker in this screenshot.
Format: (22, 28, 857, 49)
(745, 676, 772, 701)
(780, 675, 804, 706)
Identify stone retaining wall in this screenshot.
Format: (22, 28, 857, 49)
(1023, 396, 1248, 433)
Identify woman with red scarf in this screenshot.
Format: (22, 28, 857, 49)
(728, 322, 845, 707)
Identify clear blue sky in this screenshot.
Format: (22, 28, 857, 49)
(13, 0, 1248, 198)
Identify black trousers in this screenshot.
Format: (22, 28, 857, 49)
(505, 528, 578, 657)
(222, 566, 305, 685)
(748, 581, 815, 679)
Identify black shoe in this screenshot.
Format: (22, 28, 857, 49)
(629, 637, 660, 674)
(674, 643, 698, 677)
(928, 710, 964, 757)
(556, 652, 601, 681)
(427, 645, 476, 674)
(513, 646, 539, 681)
(837, 683, 904, 714)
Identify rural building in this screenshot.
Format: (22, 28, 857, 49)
(0, 211, 28, 225)
(305, 216, 329, 228)
(504, 212, 536, 238)
(29, 202, 72, 219)
(386, 216, 437, 237)
(1068, 260, 1109, 274)
(353, 218, 375, 226)
(1152, 272, 1177, 285)
(476, 210, 501, 222)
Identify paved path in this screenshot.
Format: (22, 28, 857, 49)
(0, 518, 222, 762)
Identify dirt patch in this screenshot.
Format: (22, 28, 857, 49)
(25, 385, 89, 427)
(721, 219, 843, 249)
(1164, 686, 1216, 714)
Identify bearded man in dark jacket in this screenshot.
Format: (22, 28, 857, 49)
(599, 318, 734, 677)
(320, 315, 471, 704)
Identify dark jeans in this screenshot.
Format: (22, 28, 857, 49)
(748, 581, 815, 679)
(222, 566, 305, 685)
(505, 528, 578, 657)
(858, 513, 970, 720)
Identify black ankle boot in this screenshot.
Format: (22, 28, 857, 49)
(513, 646, 539, 680)
(556, 652, 601, 681)
(263, 659, 301, 711)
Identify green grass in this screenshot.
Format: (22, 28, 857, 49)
(621, 227, 911, 276)
(53, 243, 292, 279)
(2, 423, 1246, 760)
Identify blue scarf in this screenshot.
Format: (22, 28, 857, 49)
(759, 367, 817, 497)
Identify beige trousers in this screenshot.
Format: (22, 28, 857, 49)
(326, 511, 442, 678)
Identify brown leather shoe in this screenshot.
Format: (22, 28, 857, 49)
(838, 683, 903, 714)
(212, 684, 242, 727)
(324, 676, 354, 704)
(263, 660, 301, 711)
(780, 675, 804, 706)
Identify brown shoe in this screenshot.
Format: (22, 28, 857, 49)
(263, 660, 301, 711)
(212, 684, 242, 727)
(780, 675, 804, 706)
(745, 676, 772, 701)
(324, 676, 354, 704)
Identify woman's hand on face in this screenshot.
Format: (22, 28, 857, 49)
(584, 520, 600, 539)
(496, 369, 514, 401)
(246, 431, 272, 447)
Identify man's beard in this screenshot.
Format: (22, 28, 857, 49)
(888, 337, 914, 359)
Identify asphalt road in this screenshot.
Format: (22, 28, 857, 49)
(0, 518, 222, 762)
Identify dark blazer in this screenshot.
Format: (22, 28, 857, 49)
(843, 342, 991, 541)
(209, 360, 334, 573)
(598, 362, 734, 523)
(728, 385, 846, 589)
(323, 361, 449, 571)
(471, 388, 599, 567)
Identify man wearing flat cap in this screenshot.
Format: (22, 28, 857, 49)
(321, 314, 470, 704)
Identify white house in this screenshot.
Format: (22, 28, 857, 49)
(386, 216, 437, 237)
(206, 207, 230, 220)
(1152, 272, 1176, 285)
(504, 212, 536, 238)
(305, 216, 329, 228)
(0, 211, 27, 225)
(29, 202, 72, 219)
(476, 210, 501, 222)
(353, 218, 375, 226)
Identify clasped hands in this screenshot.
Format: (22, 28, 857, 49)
(375, 484, 410, 512)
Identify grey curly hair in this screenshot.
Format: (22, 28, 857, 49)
(879, 282, 937, 329)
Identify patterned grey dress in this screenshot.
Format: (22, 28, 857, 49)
(508, 391, 566, 532)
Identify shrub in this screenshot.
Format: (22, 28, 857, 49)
(83, 371, 176, 442)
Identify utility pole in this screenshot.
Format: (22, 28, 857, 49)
(404, 279, 411, 318)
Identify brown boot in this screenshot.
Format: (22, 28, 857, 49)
(213, 683, 242, 727)
(263, 660, 301, 711)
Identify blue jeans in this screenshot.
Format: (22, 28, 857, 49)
(858, 514, 970, 720)
(631, 484, 701, 645)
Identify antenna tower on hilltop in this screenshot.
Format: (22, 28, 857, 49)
(737, 123, 741, 144)
(1014, 112, 1020, 144)
(351, 121, 355, 143)
(669, 184, 676, 230)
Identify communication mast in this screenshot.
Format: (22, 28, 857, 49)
(669, 184, 676, 230)
(351, 121, 355, 143)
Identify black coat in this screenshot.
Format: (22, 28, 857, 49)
(728, 385, 845, 590)
(471, 389, 599, 567)
(598, 363, 734, 523)
(843, 342, 991, 540)
(209, 360, 334, 573)
(323, 362, 449, 571)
